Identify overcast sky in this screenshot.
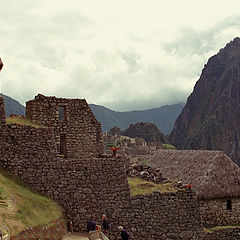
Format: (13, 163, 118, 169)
(1, 0, 240, 111)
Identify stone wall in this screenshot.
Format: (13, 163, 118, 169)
(0, 96, 206, 240)
(200, 198, 240, 226)
(120, 189, 205, 240)
(26, 94, 104, 158)
(10, 217, 67, 240)
(0, 123, 206, 239)
(0, 97, 6, 124)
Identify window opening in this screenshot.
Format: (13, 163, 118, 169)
(226, 199, 232, 210)
(59, 106, 66, 121)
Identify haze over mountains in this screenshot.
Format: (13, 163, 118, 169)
(170, 37, 240, 166)
(90, 103, 184, 134)
(0, 93, 184, 134)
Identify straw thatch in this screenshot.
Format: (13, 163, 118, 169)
(149, 150, 240, 199)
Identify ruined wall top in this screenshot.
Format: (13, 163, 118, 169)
(0, 97, 6, 125)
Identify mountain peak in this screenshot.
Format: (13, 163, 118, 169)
(169, 38, 240, 165)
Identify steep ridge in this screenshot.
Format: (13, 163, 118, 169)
(122, 122, 169, 143)
(0, 93, 25, 117)
(169, 37, 240, 165)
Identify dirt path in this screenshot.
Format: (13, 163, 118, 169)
(62, 233, 89, 240)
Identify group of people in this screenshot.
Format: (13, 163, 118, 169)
(87, 214, 130, 240)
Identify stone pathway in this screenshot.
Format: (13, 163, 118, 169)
(62, 233, 89, 240)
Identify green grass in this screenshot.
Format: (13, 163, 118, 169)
(162, 144, 175, 149)
(0, 167, 63, 235)
(128, 177, 178, 196)
(6, 118, 45, 128)
(204, 224, 240, 233)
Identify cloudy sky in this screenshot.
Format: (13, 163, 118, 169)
(1, 0, 240, 111)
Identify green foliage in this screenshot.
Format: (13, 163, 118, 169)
(162, 144, 175, 149)
(106, 143, 114, 147)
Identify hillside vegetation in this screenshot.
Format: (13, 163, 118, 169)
(0, 168, 63, 236)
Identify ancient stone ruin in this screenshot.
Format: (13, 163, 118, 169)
(0, 94, 239, 239)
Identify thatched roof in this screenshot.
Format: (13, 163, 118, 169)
(149, 150, 240, 199)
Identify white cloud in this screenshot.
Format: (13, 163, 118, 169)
(1, 0, 240, 110)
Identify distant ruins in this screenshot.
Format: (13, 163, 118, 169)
(0, 94, 239, 239)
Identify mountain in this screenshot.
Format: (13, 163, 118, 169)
(90, 103, 184, 134)
(122, 122, 169, 143)
(0, 93, 25, 117)
(169, 37, 240, 165)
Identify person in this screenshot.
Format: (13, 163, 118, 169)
(87, 215, 97, 233)
(102, 214, 110, 235)
(0, 230, 3, 240)
(68, 220, 73, 233)
(118, 226, 130, 240)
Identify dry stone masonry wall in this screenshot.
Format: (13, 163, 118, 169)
(26, 94, 104, 158)
(200, 198, 240, 226)
(0, 95, 237, 240)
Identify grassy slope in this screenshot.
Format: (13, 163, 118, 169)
(128, 177, 178, 196)
(0, 168, 63, 236)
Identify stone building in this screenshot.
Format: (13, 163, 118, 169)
(149, 150, 240, 227)
(0, 94, 208, 240)
(26, 94, 104, 158)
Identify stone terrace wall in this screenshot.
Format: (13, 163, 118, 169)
(0, 122, 130, 236)
(10, 217, 67, 240)
(26, 94, 103, 158)
(0, 97, 207, 240)
(0, 121, 206, 239)
(200, 198, 240, 226)
(116, 189, 205, 240)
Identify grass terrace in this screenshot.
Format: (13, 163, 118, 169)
(204, 224, 240, 233)
(0, 167, 63, 236)
(128, 177, 178, 196)
(6, 117, 45, 128)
